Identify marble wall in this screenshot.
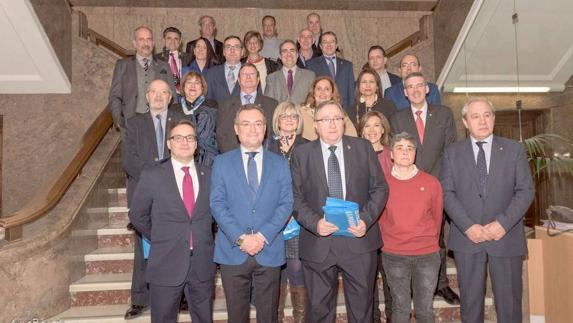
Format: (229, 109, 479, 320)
(77, 6, 438, 80)
(0, 17, 116, 214)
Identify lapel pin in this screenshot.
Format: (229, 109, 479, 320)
(420, 187, 425, 191)
(200, 171, 204, 176)
(500, 147, 503, 151)
(347, 145, 351, 150)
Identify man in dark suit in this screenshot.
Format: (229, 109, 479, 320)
(265, 39, 316, 105)
(440, 97, 534, 323)
(307, 31, 355, 110)
(367, 45, 401, 96)
(211, 104, 293, 323)
(291, 100, 388, 323)
(122, 79, 183, 319)
(203, 35, 243, 104)
(384, 54, 441, 110)
(306, 12, 323, 56)
(296, 28, 320, 68)
(185, 15, 224, 63)
(154, 27, 193, 95)
(390, 72, 460, 305)
(129, 119, 216, 323)
(108, 26, 175, 129)
(217, 63, 277, 153)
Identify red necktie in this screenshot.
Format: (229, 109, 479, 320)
(415, 110, 425, 144)
(169, 53, 180, 92)
(181, 166, 195, 249)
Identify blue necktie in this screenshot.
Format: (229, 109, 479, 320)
(476, 141, 488, 196)
(155, 114, 164, 159)
(326, 56, 336, 78)
(247, 152, 259, 198)
(327, 146, 343, 199)
(244, 94, 253, 104)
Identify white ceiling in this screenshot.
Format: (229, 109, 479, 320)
(439, 0, 573, 92)
(0, 0, 70, 94)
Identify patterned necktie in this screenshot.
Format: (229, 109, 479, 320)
(415, 110, 425, 144)
(247, 152, 259, 199)
(326, 56, 336, 78)
(181, 166, 195, 249)
(327, 146, 343, 199)
(244, 94, 253, 104)
(227, 65, 236, 93)
(287, 69, 294, 96)
(155, 114, 164, 159)
(143, 58, 149, 71)
(476, 141, 488, 196)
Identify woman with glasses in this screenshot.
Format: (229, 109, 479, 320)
(171, 71, 218, 166)
(265, 102, 308, 323)
(349, 68, 397, 128)
(300, 76, 357, 141)
(242, 31, 280, 92)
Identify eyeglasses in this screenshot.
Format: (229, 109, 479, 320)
(315, 117, 344, 124)
(279, 114, 300, 121)
(169, 135, 197, 143)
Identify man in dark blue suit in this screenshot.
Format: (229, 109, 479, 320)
(306, 31, 355, 111)
(367, 45, 401, 96)
(210, 104, 293, 323)
(203, 35, 243, 104)
(384, 54, 441, 110)
(129, 119, 216, 323)
(440, 97, 534, 323)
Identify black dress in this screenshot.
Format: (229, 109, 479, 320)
(349, 98, 397, 127)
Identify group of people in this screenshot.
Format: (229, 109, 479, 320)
(109, 11, 535, 323)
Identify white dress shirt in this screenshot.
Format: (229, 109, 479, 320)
(320, 138, 347, 199)
(470, 134, 493, 172)
(410, 102, 429, 126)
(240, 145, 263, 184)
(171, 158, 200, 201)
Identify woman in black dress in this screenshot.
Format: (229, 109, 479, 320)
(349, 67, 397, 127)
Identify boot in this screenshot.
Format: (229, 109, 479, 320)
(278, 283, 288, 322)
(290, 285, 307, 323)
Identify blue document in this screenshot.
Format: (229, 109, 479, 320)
(283, 217, 301, 240)
(142, 237, 151, 259)
(322, 198, 360, 237)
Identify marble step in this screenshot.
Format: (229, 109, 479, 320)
(87, 206, 129, 227)
(106, 188, 127, 208)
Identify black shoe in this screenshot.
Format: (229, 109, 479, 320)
(436, 286, 460, 305)
(179, 300, 189, 312)
(124, 305, 147, 320)
(126, 222, 136, 231)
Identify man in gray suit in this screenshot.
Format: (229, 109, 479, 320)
(440, 97, 534, 323)
(265, 40, 315, 105)
(129, 119, 216, 323)
(108, 26, 175, 129)
(390, 72, 460, 305)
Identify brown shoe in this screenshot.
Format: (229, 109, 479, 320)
(290, 285, 307, 323)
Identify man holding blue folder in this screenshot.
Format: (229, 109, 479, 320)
(291, 100, 388, 323)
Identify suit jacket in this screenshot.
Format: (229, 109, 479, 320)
(306, 56, 355, 109)
(216, 94, 277, 153)
(186, 38, 224, 63)
(210, 148, 293, 267)
(129, 159, 216, 286)
(388, 72, 401, 86)
(108, 56, 176, 128)
(390, 104, 457, 177)
(154, 49, 193, 69)
(122, 108, 184, 204)
(291, 136, 388, 263)
(204, 64, 242, 103)
(384, 81, 441, 110)
(264, 68, 316, 105)
(440, 136, 534, 256)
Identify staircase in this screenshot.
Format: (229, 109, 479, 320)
(50, 153, 496, 322)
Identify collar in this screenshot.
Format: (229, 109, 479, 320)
(149, 108, 168, 118)
(171, 157, 196, 172)
(470, 134, 493, 146)
(136, 54, 152, 64)
(410, 101, 428, 116)
(240, 145, 264, 154)
(282, 65, 297, 73)
(319, 138, 343, 153)
(391, 164, 419, 180)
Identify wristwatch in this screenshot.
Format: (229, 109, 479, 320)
(235, 234, 246, 246)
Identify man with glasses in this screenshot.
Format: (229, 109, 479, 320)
(390, 72, 459, 306)
(129, 119, 216, 323)
(291, 100, 388, 322)
(384, 54, 441, 110)
(211, 104, 293, 323)
(217, 63, 277, 153)
(265, 40, 316, 105)
(122, 79, 184, 319)
(204, 35, 244, 104)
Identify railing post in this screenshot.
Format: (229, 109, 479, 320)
(5, 226, 22, 242)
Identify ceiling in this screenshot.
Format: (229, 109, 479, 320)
(438, 0, 573, 93)
(0, 0, 71, 94)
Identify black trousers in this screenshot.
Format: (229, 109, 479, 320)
(131, 232, 149, 306)
(220, 256, 281, 323)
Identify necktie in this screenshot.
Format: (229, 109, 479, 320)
(155, 114, 164, 159)
(287, 69, 294, 96)
(227, 65, 236, 93)
(247, 152, 259, 199)
(415, 110, 425, 144)
(327, 146, 343, 199)
(476, 141, 488, 196)
(326, 57, 336, 78)
(168, 53, 180, 92)
(181, 166, 196, 249)
(244, 94, 253, 104)
(143, 58, 149, 72)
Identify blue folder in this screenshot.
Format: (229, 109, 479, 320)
(283, 217, 300, 240)
(142, 237, 150, 259)
(322, 197, 360, 237)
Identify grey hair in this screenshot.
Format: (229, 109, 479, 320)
(390, 131, 417, 149)
(461, 97, 495, 119)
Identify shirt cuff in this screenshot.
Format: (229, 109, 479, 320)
(257, 232, 269, 245)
